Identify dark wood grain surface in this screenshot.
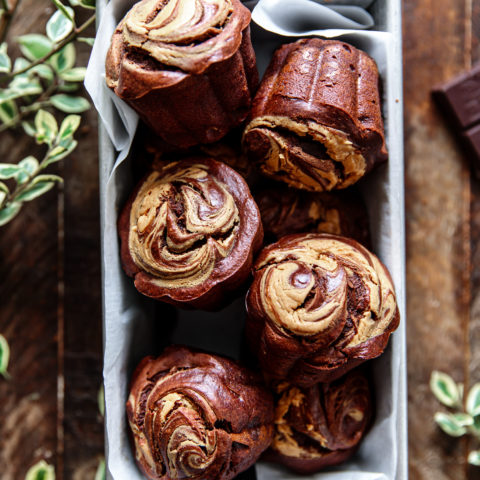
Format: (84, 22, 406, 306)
(0, 0, 479, 478)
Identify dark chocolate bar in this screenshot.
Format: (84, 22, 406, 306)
(432, 64, 480, 177)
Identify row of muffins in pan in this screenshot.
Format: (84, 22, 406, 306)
(105, 0, 399, 479)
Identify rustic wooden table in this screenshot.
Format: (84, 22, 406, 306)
(0, 0, 479, 479)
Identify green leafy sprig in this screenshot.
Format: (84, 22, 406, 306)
(0, 0, 95, 132)
(430, 371, 480, 466)
(0, 0, 95, 226)
(0, 109, 81, 225)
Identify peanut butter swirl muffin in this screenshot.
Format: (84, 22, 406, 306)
(243, 38, 387, 192)
(255, 185, 370, 246)
(246, 233, 399, 386)
(118, 157, 263, 310)
(106, 0, 258, 148)
(127, 346, 274, 480)
(265, 369, 372, 473)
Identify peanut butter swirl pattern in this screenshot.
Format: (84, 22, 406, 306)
(243, 39, 387, 192)
(123, 0, 237, 73)
(246, 234, 399, 386)
(106, 0, 257, 147)
(267, 370, 372, 474)
(127, 346, 274, 480)
(119, 158, 263, 309)
(129, 163, 240, 288)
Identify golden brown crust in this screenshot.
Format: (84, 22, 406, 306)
(127, 346, 275, 480)
(118, 157, 263, 310)
(246, 233, 399, 386)
(243, 38, 387, 192)
(255, 184, 371, 247)
(106, 0, 258, 148)
(264, 369, 372, 474)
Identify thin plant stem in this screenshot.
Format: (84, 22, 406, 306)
(4, 13, 95, 79)
(50, 0, 74, 23)
(0, 0, 20, 43)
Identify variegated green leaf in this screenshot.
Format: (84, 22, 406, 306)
(25, 460, 55, 480)
(0, 334, 10, 379)
(15, 181, 56, 202)
(0, 163, 23, 179)
(0, 181, 8, 194)
(49, 43, 75, 73)
(22, 121, 36, 137)
(434, 412, 467, 437)
(19, 156, 39, 175)
(451, 412, 474, 427)
(35, 109, 58, 145)
(430, 371, 461, 408)
(58, 83, 80, 93)
(59, 114, 81, 139)
(467, 383, 480, 417)
(50, 94, 90, 113)
(59, 67, 86, 82)
(47, 6, 74, 43)
(32, 174, 63, 184)
(0, 42, 11, 73)
(468, 450, 480, 466)
(0, 201, 22, 226)
(17, 34, 52, 61)
(0, 100, 17, 124)
(44, 140, 77, 165)
(15, 157, 38, 185)
(94, 459, 106, 480)
(31, 64, 54, 82)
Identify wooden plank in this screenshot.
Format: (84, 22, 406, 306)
(0, 2, 104, 478)
(0, 137, 59, 479)
(468, 1, 480, 478)
(59, 7, 104, 478)
(0, 2, 60, 478)
(62, 98, 104, 479)
(403, 0, 472, 478)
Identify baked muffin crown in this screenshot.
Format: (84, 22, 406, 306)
(127, 346, 275, 480)
(246, 233, 399, 385)
(107, 0, 252, 98)
(266, 369, 372, 474)
(118, 156, 263, 310)
(243, 38, 387, 192)
(106, 0, 258, 148)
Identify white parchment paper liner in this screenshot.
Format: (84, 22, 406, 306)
(86, 0, 407, 479)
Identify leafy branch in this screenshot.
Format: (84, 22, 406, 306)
(430, 371, 480, 466)
(0, 109, 81, 225)
(0, 0, 95, 226)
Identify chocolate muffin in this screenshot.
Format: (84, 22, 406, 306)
(243, 38, 387, 192)
(265, 369, 372, 474)
(246, 233, 399, 386)
(118, 157, 263, 310)
(255, 184, 371, 246)
(127, 346, 274, 480)
(106, 0, 258, 148)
